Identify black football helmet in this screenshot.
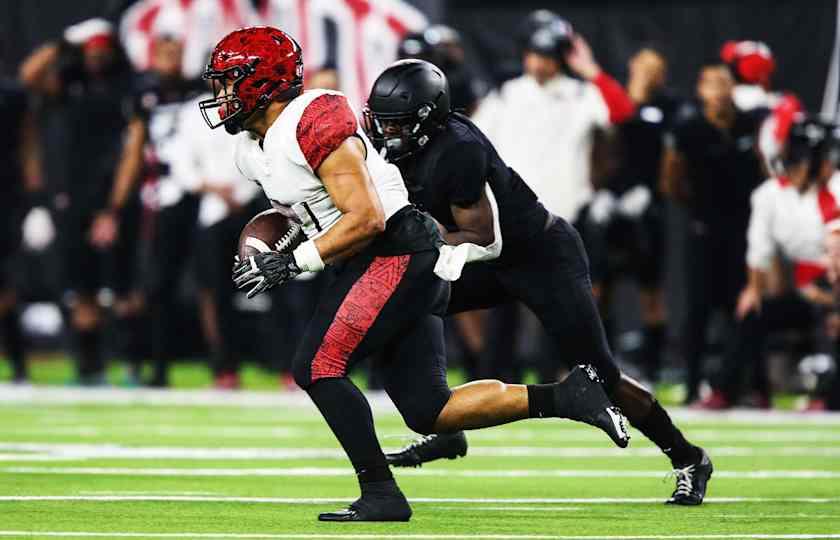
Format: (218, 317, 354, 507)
(518, 10, 574, 59)
(364, 59, 451, 162)
(398, 25, 463, 70)
(784, 116, 840, 178)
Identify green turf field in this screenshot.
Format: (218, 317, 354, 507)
(0, 384, 839, 540)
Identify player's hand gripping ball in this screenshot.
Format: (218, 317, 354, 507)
(233, 209, 306, 298)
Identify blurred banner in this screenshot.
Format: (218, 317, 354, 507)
(119, 0, 426, 107)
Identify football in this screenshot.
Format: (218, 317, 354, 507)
(237, 208, 306, 259)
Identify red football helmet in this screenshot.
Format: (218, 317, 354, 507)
(200, 26, 304, 134)
(720, 40, 775, 87)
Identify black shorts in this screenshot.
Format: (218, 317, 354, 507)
(56, 198, 141, 297)
(447, 216, 620, 390)
(0, 205, 22, 290)
(574, 201, 665, 289)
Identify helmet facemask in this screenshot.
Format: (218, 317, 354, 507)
(200, 63, 256, 135)
(363, 104, 435, 162)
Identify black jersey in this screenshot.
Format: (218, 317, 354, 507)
(398, 113, 549, 261)
(36, 66, 136, 209)
(668, 103, 766, 232)
(128, 73, 204, 188)
(609, 92, 681, 197)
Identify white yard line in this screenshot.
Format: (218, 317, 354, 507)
(2, 385, 840, 425)
(2, 495, 840, 504)
(3, 466, 840, 479)
(1, 532, 840, 539)
(3, 426, 304, 438)
(4, 443, 840, 460)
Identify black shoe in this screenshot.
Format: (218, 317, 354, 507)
(666, 449, 713, 506)
(318, 480, 412, 522)
(558, 365, 630, 448)
(386, 432, 468, 468)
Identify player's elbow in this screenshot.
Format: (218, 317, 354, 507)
(361, 210, 386, 237)
(475, 228, 495, 247)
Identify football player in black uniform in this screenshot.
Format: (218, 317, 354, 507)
(90, 31, 202, 387)
(365, 60, 712, 505)
(20, 19, 139, 384)
(0, 73, 33, 383)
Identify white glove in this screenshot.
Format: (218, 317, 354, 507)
(588, 190, 616, 225)
(63, 18, 113, 46)
(617, 185, 652, 218)
(22, 207, 55, 252)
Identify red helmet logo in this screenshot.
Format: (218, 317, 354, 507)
(199, 26, 304, 134)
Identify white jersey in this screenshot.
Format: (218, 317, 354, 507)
(235, 89, 409, 239)
(472, 73, 633, 220)
(175, 94, 259, 228)
(746, 172, 840, 287)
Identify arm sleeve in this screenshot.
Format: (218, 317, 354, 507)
(296, 93, 359, 172)
(589, 72, 636, 127)
(445, 141, 490, 207)
(745, 181, 777, 270)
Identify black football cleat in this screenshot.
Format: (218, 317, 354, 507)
(386, 431, 468, 468)
(666, 449, 713, 506)
(318, 481, 412, 522)
(558, 365, 631, 448)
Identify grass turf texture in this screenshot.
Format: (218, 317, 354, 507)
(1, 387, 840, 539)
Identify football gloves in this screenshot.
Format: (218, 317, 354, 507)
(232, 252, 302, 298)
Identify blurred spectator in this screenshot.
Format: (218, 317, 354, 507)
(0, 71, 35, 383)
(90, 24, 203, 387)
(661, 60, 766, 403)
(397, 25, 486, 114)
(820, 221, 840, 410)
(174, 92, 262, 389)
(575, 47, 678, 382)
(473, 14, 635, 221)
(20, 18, 137, 385)
(695, 116, 840, 409)
(721, 40, 779, 112)
(306, 64, 341, 91)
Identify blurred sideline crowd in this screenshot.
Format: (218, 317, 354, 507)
(1, 1, 839, 412)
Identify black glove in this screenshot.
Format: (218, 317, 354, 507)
(232, 252, 302, 298)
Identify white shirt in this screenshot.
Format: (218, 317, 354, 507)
(174, 94, 259, 227)
(235, 89, 409, 240)
(734, 84, 781, 112)
(472, 73, 616, 220)
(747, 172, 840, 286)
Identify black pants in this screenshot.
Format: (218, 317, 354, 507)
(145, 196, 199, 383)
(293, 248, 452, 434)
(447, 217, 620, 391)
(194, 201, 261, 376)
(714, 292, 817, 402)
(682, 225, 747, 401)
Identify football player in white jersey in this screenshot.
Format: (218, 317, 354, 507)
(200, 26, 629, 522)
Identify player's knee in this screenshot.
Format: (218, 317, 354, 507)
(292, 363, 312, 390)
(399, 388, 451, 435)
(403, 410, 438, 436)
